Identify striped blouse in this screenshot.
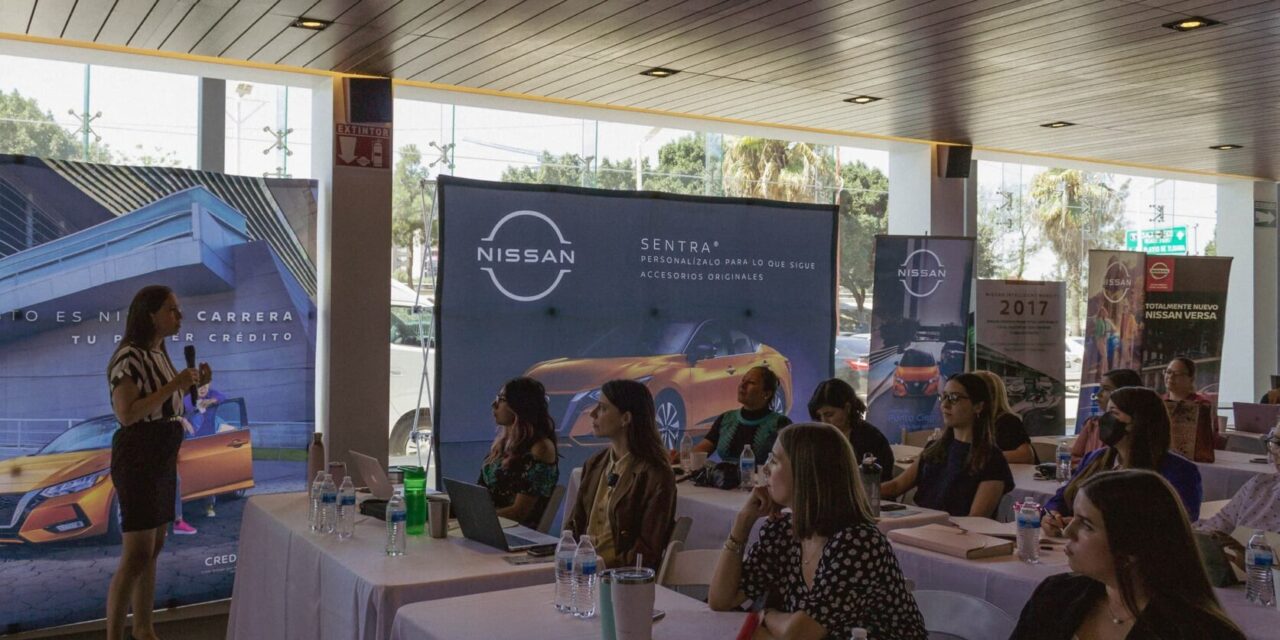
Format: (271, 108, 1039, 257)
(108, 345, 184, 424)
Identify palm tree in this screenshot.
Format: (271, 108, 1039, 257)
(1030, 169, 1130, 333)
(720, 137, 835, 203)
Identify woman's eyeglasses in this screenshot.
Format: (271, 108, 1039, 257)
(939, 392, 970, 405)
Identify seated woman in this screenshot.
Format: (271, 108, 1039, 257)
(880, 373, 1014, 518)
(973, 370, 1035, 464)
(1071, 368, 1143, 466)
(1043, 386, 1202, 535)
(690, 366, 791, 464)
(1011, 470, 1244, 640)
(477, 377, 559, 529)
(807, 378, 894, 482)
(709, 423, 926, 640)
(565, 380, 676, 570)
(1195, 423, 1280, 536)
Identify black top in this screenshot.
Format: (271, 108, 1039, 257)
(1010, 573, 1245, 640)
(704, 407, 792, 463)
(741, 514, 927, 639)
(848, 418, 895, 483)
(913, 439, 1014, 517)
(994, 413, 1036, 462)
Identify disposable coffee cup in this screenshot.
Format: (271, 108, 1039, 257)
(690, 451, 708, 470)
(610, 568, 655, 640)
(427, 497, 449, 538)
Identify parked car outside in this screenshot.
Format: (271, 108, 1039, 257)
(0, 400, 253, 545)
(524, 319, 793, 450)
(389, 279, 435, 456)
(834, 333, 870, 398)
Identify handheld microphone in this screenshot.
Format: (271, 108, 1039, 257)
(183, 345, 198, 406)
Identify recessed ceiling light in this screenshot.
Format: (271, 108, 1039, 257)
(292, 17, 331, 30)
(1162, 16, 1220, 31)
(844, 96, 881, 104)
(640, 67, 679, 78)
(1040, 121, 1075, 129)
(1209, 144, 1243, 150)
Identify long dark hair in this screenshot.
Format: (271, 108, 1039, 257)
(1079, 470, 1240, 635)
(779, 422, 872, 538)
(922, 373, 997, 474)
(601, 379, 669, 469)
(1103, 368, 1143, 389)
(486, 377, 557, 467)
(108, 285, 173, 374)
(806, 378, 867, 423)
(1064, 386, 1170, 508)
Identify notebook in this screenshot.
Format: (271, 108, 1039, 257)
(887, 523, 1015, 559)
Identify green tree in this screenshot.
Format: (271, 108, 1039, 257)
(975, 219, 1003, 279)
(721, 137, 836, 203)
(836, 161, 888, 314)
(643, 133, 721, 196)
(501, 151, 593, 187)
(392, 144, 433, 286)
(0, 89, 112, 161)
(1030, 169, 1130, 333)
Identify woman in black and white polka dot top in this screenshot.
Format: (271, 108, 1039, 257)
(708, 422, 926, 640)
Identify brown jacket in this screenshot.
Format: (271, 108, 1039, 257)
(565, 450, 676, 571)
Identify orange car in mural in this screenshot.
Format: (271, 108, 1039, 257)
(891, 347, 942, 398)
(0, 400, 254, 545)
(524, 320, 792, 450)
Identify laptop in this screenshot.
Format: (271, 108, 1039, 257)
(350, 450, 395, 500)
(1232, 403, 1280, 434)
(443, 478, 559, 552)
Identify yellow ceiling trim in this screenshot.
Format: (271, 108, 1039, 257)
(0, 32, 1269, 182)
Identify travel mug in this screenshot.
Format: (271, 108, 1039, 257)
(609, 568, 655, 640)
(598, 569, 617, 640)
(427, 497, 449, 538)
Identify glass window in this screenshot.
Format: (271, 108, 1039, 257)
(89, 65, 198, 168)
(224, 80, 312, 178)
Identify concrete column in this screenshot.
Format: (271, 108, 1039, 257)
(1258, 182, 1279, 397)
(1216, 180, 1258, 407)
(197, 77, 225, 173)
(312, 77, 393, 468)
(887, 142, 974, 237)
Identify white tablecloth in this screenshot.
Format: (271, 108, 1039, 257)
(389, 583, 745, 640)
(1198, 450, 1270, 502)
(565, 468, 951, 551)
(226, 492, 555, 640)
(892, 539, 1278, 638)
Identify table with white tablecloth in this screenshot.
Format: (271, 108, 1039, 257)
(389, 583, 745, 640)
(564, 468, 951, 550)
(1197, 450, 1271, 501)
(226, 492, 555, 640)
(892, 538, 1278, 638)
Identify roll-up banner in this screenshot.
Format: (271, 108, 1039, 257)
(0, 155, 316, 632)
(434, 176, 837, 490)
(1140, 255, 1232, 399)
(1075, 250, 1146, 430)
(866, 235, 975, 443)
(975, 280, 1067, 436)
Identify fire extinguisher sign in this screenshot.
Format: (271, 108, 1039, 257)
(334, 123, 391, 169)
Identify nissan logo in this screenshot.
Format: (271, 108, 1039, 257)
(475, 210, 575, 302)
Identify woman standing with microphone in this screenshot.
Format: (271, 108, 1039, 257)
(105, 285, 210, 640)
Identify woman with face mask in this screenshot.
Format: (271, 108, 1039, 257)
(1011, 470, 1243, 640)
(1042, 387, 1203, 536)
(1071, 369, 1142, 466)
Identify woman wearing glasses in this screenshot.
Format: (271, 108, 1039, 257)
(1195, 423, 1280, 536)
(1042, 386, 1202, 536)
(879, 373, 1014, 518)
(478, 377, 559, 529)
(709, 423, 926, 639)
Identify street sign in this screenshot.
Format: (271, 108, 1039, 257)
(1124, 226, 1187, 255)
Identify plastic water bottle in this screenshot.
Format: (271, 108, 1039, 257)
(740, 444, 756, 491)
(308, 470, 325, 531)
(337, 476, 356, 540)
(1016, 500, 1042, 563)
(1246, 530, 1275, 606)
(1055, 442, 1071, 483)
(386, 491, 407, 557)
(318, 473, 338, 534)
(554, 530, 577, 612)
(572, 534, 598, 618)
(860, 453, 882, 517)
(679, 433, 694, 470)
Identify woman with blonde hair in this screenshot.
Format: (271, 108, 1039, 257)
(710, 423, 925, 639)
(973, 370, 1036, 464)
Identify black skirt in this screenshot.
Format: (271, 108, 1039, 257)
(111, 418, 184, 532)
